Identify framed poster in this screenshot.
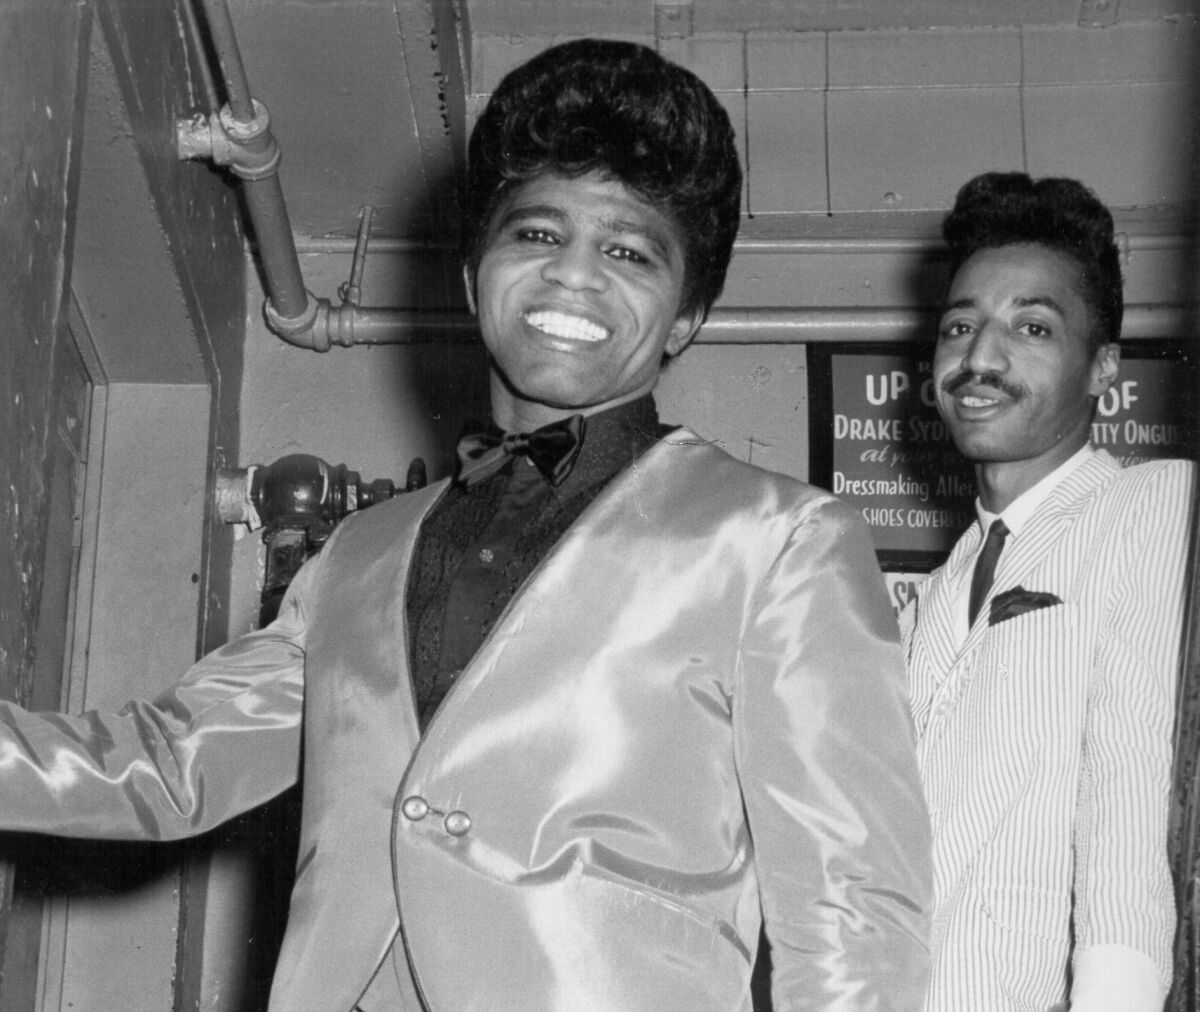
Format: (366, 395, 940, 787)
(809, 340, 1197, 573)
(1090, 340, 1198, 467)
(809, 342, 974, 572)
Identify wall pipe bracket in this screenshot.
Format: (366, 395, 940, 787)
(176, 99, 280, 181)
(215, 454, 425, 625)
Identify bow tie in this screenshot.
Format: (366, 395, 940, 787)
(455, 414, 586, 488)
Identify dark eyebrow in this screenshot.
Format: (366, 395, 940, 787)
(494, 204, 567, 231)
(1012, 294, 1067, 317)
(940, 294, 1068, 316)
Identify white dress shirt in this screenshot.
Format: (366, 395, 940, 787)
(952, 444, 1094, 646)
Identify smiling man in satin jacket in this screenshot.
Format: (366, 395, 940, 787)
(0, 39, 930, 1010)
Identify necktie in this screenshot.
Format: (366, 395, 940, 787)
(968, 519, 1009, 627)
(455, 414, 586, 488)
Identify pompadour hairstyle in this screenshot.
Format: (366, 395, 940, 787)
(942, 171, 1124, 348)
(464, 38, 743, 318)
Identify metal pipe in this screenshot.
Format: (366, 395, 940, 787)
(188, 0, 313, 326)
(180, 0, 219, 113)
(731, 231, 1192, 256)
(269, 302, 1192, 350)
(286, 230, 1194, 259)
(701, 306, 929, 342)
(241, 178, 312, 321)
(340, 206, 375, 307)
(698, 304, 1193, 343)
(269, 301, 477, 351)
(194, 0, 254, 120)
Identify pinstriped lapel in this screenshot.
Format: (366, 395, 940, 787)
(955, 450, 1118, 657)
(912, 522, 983, 687)
(910, 451, 1121, 733)
(907, 522, 983, 738)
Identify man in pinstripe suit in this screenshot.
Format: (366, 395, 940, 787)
(902, 172, 1194, 1012)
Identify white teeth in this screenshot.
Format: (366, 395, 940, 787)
(525, 310, 609, 343)
(962, 395, 997, 408)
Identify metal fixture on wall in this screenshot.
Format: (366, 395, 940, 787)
(217, 454, 427, 624)
(177, 0, 477, 351)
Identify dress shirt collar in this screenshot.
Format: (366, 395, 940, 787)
(951, 443, 1094, 643)
(976, 443, 1096, 539)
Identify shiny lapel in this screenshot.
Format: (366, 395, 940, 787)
(410, 428, 723, 763)
(270, 477, 450, 1012)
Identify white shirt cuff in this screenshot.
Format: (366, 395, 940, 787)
(1070, 944, 1166, 1012)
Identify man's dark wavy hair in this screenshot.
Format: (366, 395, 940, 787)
(942, 171, 1123, 349)
(464, 38, 743, 318)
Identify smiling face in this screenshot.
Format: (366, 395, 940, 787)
(466, 172, 703, 431)
(933, 243, 1119, 510)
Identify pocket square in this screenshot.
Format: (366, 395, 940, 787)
(989, 586, 1063, 626)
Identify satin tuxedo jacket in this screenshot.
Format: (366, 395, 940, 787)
(0, 430, 931, 1011)
(901, 451, 1194, 1011)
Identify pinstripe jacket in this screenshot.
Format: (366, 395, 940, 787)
(901, 449, 1194, 1012)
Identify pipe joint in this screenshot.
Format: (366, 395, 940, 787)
(214, 466, 260, 527)
(176, 101, 280, 181)
(176, 112, 217, 161)
(217, 99, 281, 181)
(264, 293, 324, 350)
(322, 301, 364, 349)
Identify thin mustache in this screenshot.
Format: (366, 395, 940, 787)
(942, 370, 1025, 401)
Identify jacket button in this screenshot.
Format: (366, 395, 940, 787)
(401, 796, 429, 821)
(443, 810, 472, 836)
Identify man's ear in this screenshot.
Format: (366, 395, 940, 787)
(1089, 342, 1120, 397)
(462, 263, 477, 316)
(664, 305, 705, 359)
